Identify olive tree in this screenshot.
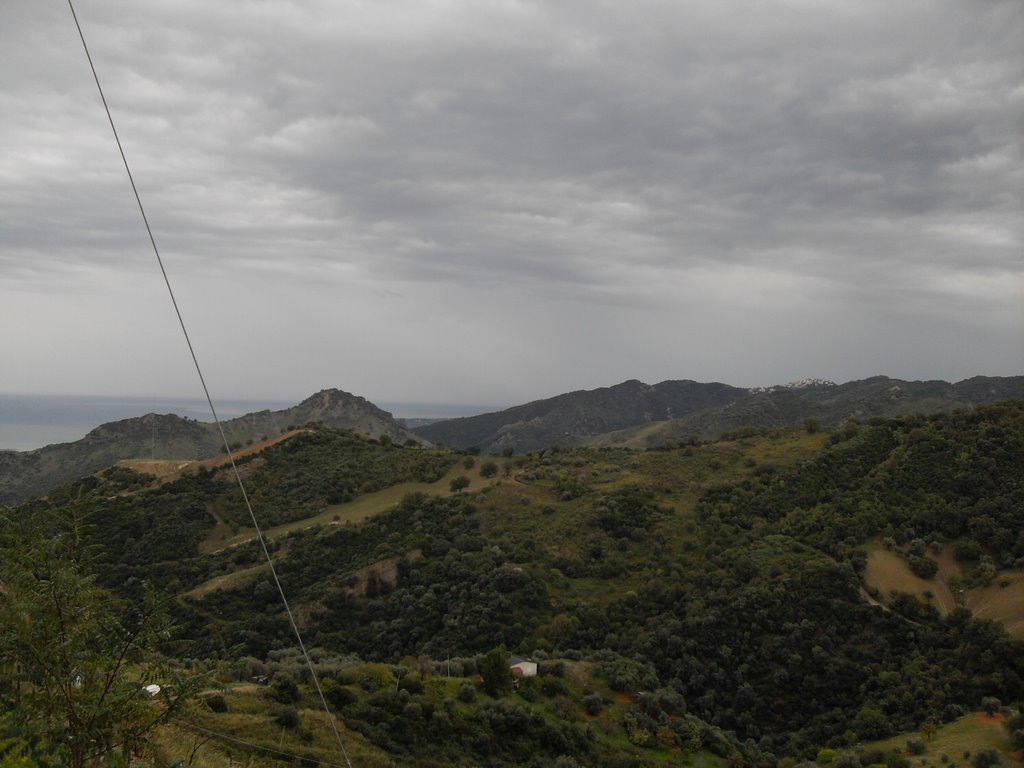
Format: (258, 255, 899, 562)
(0, 502, 197, 767)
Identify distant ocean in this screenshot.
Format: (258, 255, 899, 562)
(0, 393, 495, 452)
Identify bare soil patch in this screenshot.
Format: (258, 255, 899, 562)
(119, 430, 305, 486)
(976, 712, 1006, 724)
(117, 459, 195, 482)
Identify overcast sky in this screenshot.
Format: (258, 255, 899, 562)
(2, 0, 1021, 410)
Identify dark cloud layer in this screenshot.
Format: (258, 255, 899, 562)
(1, 0, 1021, 406)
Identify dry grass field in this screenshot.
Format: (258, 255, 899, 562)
(869, 712, 1022, 768)
(863, 543, 1024, 640)
(119, 430, 307, 483)
(863, 545, 957, 613)
(965, 576, 1024, 640)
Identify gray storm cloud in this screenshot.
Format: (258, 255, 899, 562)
(1, 0, 1021, 404)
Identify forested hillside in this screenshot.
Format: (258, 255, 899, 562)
(415, 376, 1024, 452)
(0, 388, 422, 505)
(3, 402, 1023, 766)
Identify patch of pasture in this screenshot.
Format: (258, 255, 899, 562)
(966, 575, 1024, 640)
(863, 545, 957, 614)
(868, 711, 1021, 768)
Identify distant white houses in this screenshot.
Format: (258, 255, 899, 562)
(509, 656, 537, 677)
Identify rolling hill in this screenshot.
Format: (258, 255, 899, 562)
(3, 398, 1024, 766)
(415, 375, 1024, 451)
(0, 388, 424, 505)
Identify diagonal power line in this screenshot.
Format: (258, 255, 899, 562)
(64, 3, 353, 766)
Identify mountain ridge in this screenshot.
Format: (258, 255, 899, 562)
(0, 388, 423, 505)
(414, 374, 1024, 451)
(2, 375, 1021, 505)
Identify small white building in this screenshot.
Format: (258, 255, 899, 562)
(509, 656, 537, 677)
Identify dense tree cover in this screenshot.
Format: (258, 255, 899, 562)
(16, 428, 458, 596)
(8, 405, 1024, 764)
(481, 645, 513, 697)
(701, 401, 1024, 573)
(0, 502, 197, 767)
(556, 535, 1022, 754)
(216, 429, 458, 527)
(294, 406, 1024, 755)
(179, 493, 550, 660)
(335, 683, 595, 766)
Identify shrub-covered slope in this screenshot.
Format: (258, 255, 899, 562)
(5, 401, 1024, 765)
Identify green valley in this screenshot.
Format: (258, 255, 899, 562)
(3, 401, 1023, 767)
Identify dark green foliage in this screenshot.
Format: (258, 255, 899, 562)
(338, 686, 591, 765)
(481, 645, 512, 697)
(538, 660, 565, 677)
(171, 490, 546, 658)
(595, 651, 659, 693)
(909, 555, 939, 578)
(584, 693, 605, 715)
(700, 402, 1024, 568)
(269, 675, 300, 703)
(320, 677, 357, 708)
(971, 750, 1001, 768)
(593, 484, 668, 539)
(98, 464, 156, 490)
(206, 693, 228, 713)
(10, 403, 1024, 764)
(229, 428, 458, 526)
(0, 502, 198, 767)
(18, 429, 459, 598)
(190, 404, 1024, 754)
(1005, 712, 1024, 750)
(274, 705, 300, 728)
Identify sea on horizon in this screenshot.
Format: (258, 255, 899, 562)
(0, 393, 494, 452)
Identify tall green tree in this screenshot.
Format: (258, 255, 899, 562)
(480, 645, 512, 697)
(0, 501, 196, 767)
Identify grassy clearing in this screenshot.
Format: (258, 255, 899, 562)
(586, 419, 676, 448)
(966, 575, 1024, 640)
(862, 545, 1024, 639)
(156, 693, 392, 768)
(867, 712, 1022, 768)
(200, 456, 505, 553)
(743, 429, 831, 464)
(863, 546, 957, 613)
(183, 562, 270, 600)
(121, 431, 307, 484)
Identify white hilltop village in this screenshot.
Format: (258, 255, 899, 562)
(747, 378, 837, 394)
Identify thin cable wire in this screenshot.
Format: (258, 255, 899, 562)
(65, 3, 353, 766)
(172, 718, 345, 767)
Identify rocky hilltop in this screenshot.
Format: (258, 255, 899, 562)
(0, 388, 423, 505)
